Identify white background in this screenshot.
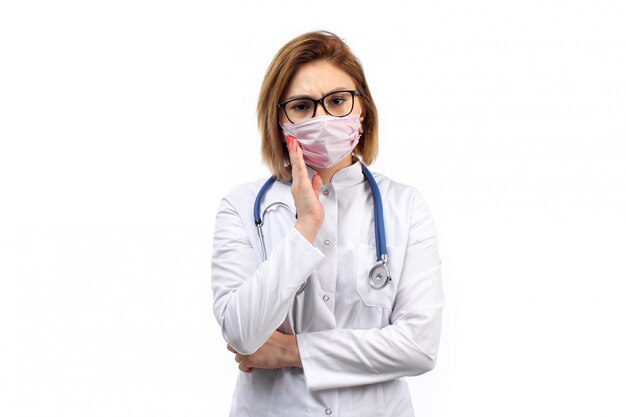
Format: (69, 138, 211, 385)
(1, 0, 625, 416)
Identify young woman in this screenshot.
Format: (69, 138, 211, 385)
(211, 31, 445, 417)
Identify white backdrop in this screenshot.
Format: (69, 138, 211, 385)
(1, 1, 625, 416)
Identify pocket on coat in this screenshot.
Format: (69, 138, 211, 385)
(355, 243, 405, 309)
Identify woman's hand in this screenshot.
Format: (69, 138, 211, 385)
(287, 135, 324, 244)
(226, 330, 303, 373)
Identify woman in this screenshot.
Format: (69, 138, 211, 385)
(211, 31, 444, 417)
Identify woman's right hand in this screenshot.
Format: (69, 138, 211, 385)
(287, 135, 324, 244)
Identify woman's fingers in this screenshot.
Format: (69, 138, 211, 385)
(239, 362, 255, 373)
(287, 136, 295, 183)
(294, 139, 310, 182)
(286, 134, 324, 232)
(233, 351, 254, 372)
(227, 344, 247, 366)
(311, 171, 322, 195)
(287, 136, 295, 175)
(288, 136, 308, 188)
(227, 343, 255, 372)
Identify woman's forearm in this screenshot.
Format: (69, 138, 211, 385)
(212, 198, 325, 355)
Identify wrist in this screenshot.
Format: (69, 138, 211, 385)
(295, 220, 320, 244)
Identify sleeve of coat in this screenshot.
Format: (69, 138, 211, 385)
(211, 197, 326, 355)
(296, 188, 445, 391)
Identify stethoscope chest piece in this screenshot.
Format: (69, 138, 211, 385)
(369, 261, 391, 290)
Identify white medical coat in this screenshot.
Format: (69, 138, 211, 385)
(211, 157, 444, 417)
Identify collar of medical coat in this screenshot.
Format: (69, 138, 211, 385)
(299, 155, 366, 190)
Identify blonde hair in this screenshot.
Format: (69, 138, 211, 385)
(257, 31, 379, 181)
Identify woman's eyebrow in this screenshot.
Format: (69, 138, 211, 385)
(284, 87, 352, 101)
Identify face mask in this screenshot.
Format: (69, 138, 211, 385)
(280, 114, 362, 169)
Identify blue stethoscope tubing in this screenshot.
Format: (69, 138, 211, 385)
(254, 164, 391, 291)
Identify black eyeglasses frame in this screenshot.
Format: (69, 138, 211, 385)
(277, 89, 360, 124)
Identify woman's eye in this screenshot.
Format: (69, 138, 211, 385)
(289, 102, 311, 112)
(327, 93, 350, 107)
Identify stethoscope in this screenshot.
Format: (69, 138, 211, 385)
(253, 164, 391, 293)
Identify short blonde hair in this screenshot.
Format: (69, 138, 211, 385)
(257, 31, 379, 181)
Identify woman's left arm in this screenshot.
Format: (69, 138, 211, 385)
(295, 189, 445, 391)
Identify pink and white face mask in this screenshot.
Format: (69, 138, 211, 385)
(280, 114, 362, 169)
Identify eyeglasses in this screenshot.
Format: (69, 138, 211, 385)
(278, 89, 360, 124)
